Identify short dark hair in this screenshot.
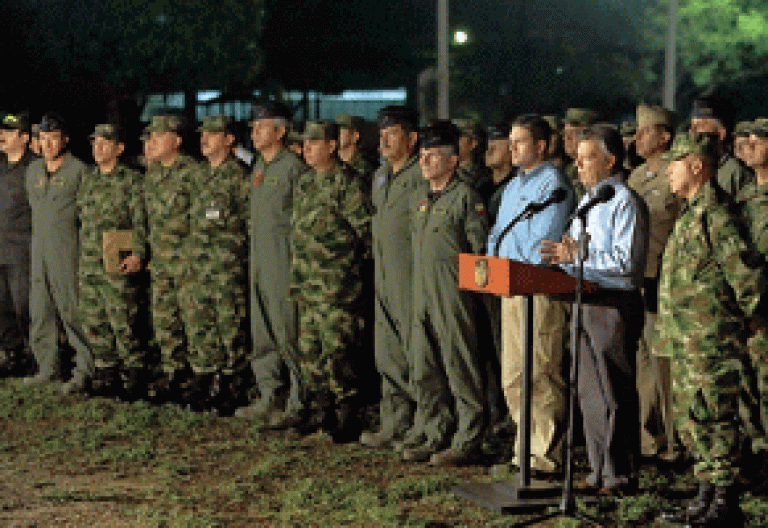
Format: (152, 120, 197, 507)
(580, 123, 624, 171)
(511, 114, 551, 151)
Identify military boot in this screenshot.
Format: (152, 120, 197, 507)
(689, 484, 743, 527)
(329, 397, 363, 444)
(120, 367, 149, 402)
(89, 366, 122, 398)
(658, 480, 713, 525)
(181, 372, 214, 412)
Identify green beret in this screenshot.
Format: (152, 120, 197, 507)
(1, 112, 31, 134)
(563, 108, 599, 126)
(89, 123, 122, 142)
(660, 132, 714, 161)
(636, 104, 676, 129)
(421, 120, 460, 151)
(302, 120, 338, 141)
(751, 118, 768, 138)
(452, 118, 483, 139)
(198, 115, 235, 133)
(148, 114, 183, 133)
(734, 121, 754, 137)
(619, 120, 637, 136)
(335, 113, 365, 132)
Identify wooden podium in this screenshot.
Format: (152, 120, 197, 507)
(452, 254, 597, 513)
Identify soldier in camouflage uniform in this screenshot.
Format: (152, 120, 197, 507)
(78, 124, 148, 396)
(562, 108, 599, 199)
(181, 115, 250, 412)
(335, 114, 375, 180)
(401, 121, 489, 467)
(739, 118, 768, 446)
(452, 118, 493, 202)
(655, 133, 767, 526)
(626, 104, 683, 459)
(689, 94, 754, 197)
(142, 115, 202, 400)
(289, 120, 371, 441)
(733, 121, 753, 165)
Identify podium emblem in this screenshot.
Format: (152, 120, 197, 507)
(474, 258, 489, 288)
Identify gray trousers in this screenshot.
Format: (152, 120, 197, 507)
(576, 291, 643, 488)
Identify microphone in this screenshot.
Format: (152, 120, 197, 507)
(569, 185, 615, 222)
(492, 188, 568, 257)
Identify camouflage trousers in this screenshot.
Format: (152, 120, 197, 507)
(296, 297, 365, 407)
(79, 267, 143, 369)
(180, 270, 248, 375)
(748, 329, 768, 450)
(671, 339, 752, 486)
(151, 269, 189, 373)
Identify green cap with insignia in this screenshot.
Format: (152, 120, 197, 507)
(335, 113, 365, 132)
(1, 112, 31, 134)
(636, 104, 676, 129)
(198, 115, 235, 133)
(660, 132, 714, 161)
(620, 120, 637, 136)
(148, 114, 183, 133)
(89, 123, 122, 142)
(563, 108, 599, 126)
(452, 118, 483, 139)
(301, 120, 338, 141)
(751, 118, 768, 138)
(734, 120, 754, 137)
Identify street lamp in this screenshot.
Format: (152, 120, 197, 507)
(437, 0, 449, 119)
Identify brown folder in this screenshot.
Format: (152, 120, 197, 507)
(102, 230, 134, 273)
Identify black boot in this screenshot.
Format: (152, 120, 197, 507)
(89, 366, 122, 398)
(120, 367, 149, 402)
(658, 480, 713, 524)
(181, 372, 214, 411)
(329, 398, 363, 444)
(691, 484, 744, 527)
(148, 368, 188, 404)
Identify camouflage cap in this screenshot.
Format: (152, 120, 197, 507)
(620, 120, 637, 136)
(31, 123, 40, 138)
(660, 132, 714, 161)
(636, 104, 676, 129)
(563, 108, 599, 126)
(89, 123, 123, 142)
(250, 101, 291, 122)
(0, 112, 31, 134)
(148, 114, 183, 134)
(39, 112, 67, 134)
(734, 120, 754, 137)
(751, 118, 768, 138)
(543, 115, 562, 132)
(198, 115, 235, 133)
(487, 122, 510, 141)
(452, 118, 483, 139)
(420, 120, 460, 152)
(377, 105, 418, 131)
(302, 120, 339, 141)
(335, 113, 365, 131)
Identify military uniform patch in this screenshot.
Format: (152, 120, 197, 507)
(205, 202, 221, 220)
(416, 199, 429, 217)
(376, 173, 387, 189)
(475, 203, 486, 215)
(36, 176, 45, 187)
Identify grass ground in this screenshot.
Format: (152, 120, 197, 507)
(1, 377, 767, 527)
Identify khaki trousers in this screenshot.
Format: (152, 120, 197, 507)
(501, 296, 568, 470)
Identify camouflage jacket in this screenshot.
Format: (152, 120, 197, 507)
(188, 156, 249, 277)
(735, 180, 768, 259)
(77, 164, 147, 271)
(654, 181, 766, 358)
(290, 161, 371, 304)
(143, 154, 200, 265)
(456, 159, 494, 203)
(564, 161, 585, 201)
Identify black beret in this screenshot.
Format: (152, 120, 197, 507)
(691, 95, 735, 129)
(251, 101, 292, 122)
(39, 112, 67, 134)
(377, 105, 418, 131)
(487, 122, 510, 141)
(420, 120, 461, 151)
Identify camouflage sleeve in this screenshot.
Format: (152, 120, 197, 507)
(339, 170, 372, 254)
(464, 190, 489, 254)
(708, 207, 767, 319)
(128, 169, 148, 261)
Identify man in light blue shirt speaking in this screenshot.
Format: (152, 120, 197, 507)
(487, 114, 575, 473)
(541, 124, 648, 493)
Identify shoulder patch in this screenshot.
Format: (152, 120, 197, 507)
(474, 203, 486, 215)
(416, 199, 429, 216)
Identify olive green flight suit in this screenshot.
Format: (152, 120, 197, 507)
(249, 147, 306, 412)
(716, 154, 754, 197)
(410, 176, 489, 451)
(25, 154, 93, 381)
(371, 154, 423, 438)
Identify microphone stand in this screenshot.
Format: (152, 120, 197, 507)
(492, 205, 537, 258)
(514, 216, 603, 527)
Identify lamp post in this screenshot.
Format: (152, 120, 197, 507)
(662, 0, 678, 110)
(437, 0, 449, 119)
